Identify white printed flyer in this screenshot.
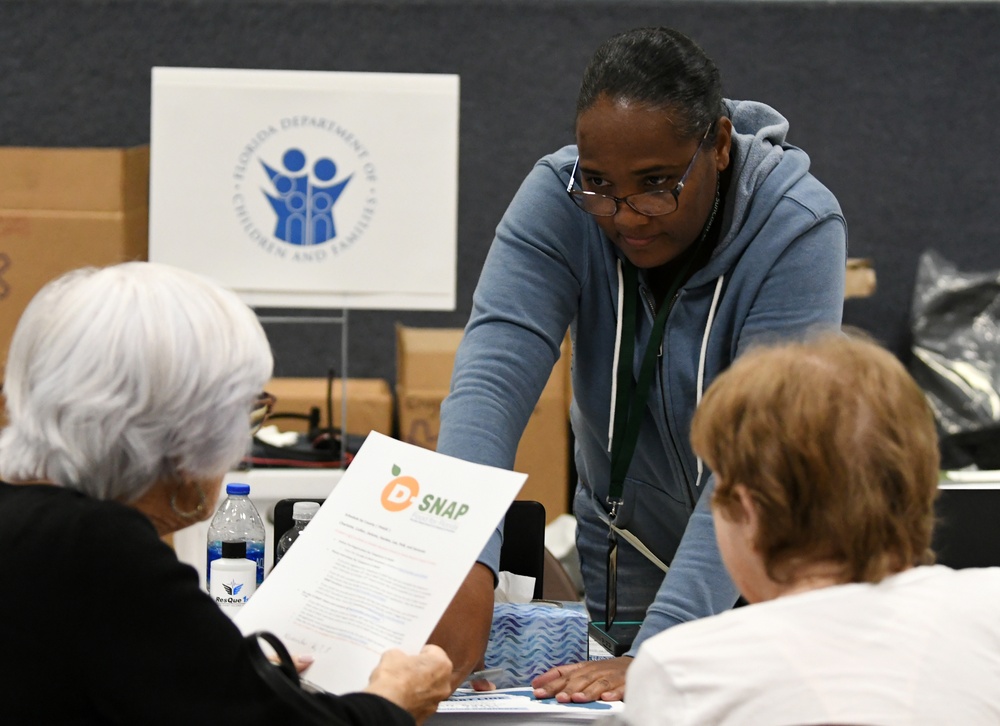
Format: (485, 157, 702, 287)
(430, 687, 624, 723)
(235, 432, 526, 694)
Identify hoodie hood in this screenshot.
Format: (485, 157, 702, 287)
(703, 100, 810, 279)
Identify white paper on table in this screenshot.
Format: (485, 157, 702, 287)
(235, 432, 526, 694)
(430, 687, 624, 723)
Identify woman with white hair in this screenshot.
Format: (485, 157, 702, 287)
(0, 261, 451, 725)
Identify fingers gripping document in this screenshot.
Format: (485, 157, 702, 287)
(235, 432, 526, 694)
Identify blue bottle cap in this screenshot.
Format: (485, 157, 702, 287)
(226, 483, 251, 496)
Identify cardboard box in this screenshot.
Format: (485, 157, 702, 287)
(396, 325, 571, 523)
(846, 257, 876, 298)
(0, 146, 150, 368)
(265, 377, 393, 438)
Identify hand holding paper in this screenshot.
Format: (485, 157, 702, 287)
(366, 645, 453, 725)
(235, 432, 526, 694)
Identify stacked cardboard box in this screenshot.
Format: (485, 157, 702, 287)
(845, 257, 876, 298)
(0, 146, 150, 367)
(396, 325, 571, 523)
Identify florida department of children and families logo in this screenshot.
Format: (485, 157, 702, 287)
(231, 116, 378, 262)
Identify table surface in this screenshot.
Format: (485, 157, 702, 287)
(940, 469, 1000, 486)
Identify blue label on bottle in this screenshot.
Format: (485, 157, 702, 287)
(207, 540, 265, 588)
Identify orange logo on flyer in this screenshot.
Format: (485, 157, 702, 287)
(380, 464, 419, 512)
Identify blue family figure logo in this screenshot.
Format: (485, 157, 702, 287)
(261, 148, 352, 246)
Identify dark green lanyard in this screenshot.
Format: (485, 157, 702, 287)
(607, 255, 696, 515)
(604, 255, 697, 630)
(602, 180, 719, 630)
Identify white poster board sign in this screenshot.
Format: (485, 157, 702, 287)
(149, 67, 459, 310)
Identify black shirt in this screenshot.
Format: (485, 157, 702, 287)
(0, 482, 414, 725)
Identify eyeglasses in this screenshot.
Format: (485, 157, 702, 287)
(250, 391, 276, 436)
(566, 124, 713, 217)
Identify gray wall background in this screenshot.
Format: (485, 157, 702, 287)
(2, 0, 999, 383)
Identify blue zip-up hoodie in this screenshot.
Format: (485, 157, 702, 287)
(438, 100, 847, 654)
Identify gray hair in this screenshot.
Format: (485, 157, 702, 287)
(0, 262, 274, 501)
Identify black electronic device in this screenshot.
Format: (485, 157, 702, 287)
(933, 484, 1000, 569)
(498, 500, 547, 600)
(588, 620, 642, 657)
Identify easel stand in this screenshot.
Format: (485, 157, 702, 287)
(256, 308, 349, 471)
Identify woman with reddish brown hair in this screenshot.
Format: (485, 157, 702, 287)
(622, 333, 1000, 725)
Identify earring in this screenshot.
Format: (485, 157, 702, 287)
(170, 481, 207, 520)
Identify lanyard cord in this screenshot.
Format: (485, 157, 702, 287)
(606, 180, 721, 517)
(607, 256, 694, 515)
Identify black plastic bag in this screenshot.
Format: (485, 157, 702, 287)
(909, 250, 1000, 470)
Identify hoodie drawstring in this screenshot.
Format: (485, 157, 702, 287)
(608, 258, 625, 452)
(694, 274, 725, 487)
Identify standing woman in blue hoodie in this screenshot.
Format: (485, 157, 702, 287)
(427, 26, 846, 701)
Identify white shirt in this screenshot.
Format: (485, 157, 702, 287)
(623, 566, 1000, 726)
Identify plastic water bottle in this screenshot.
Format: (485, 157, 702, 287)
(275, 501, 321, 565)
(209, 540, 257, 616)
(206, 482, 265, 591)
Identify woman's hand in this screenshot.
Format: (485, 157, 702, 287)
(267, 652, 315, 674)
(292, 654, 315, 674)
(531, 656, 633, 703)
(364, 645, 453, 725)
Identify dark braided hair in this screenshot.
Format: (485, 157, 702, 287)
(576, 27, 724, 142)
